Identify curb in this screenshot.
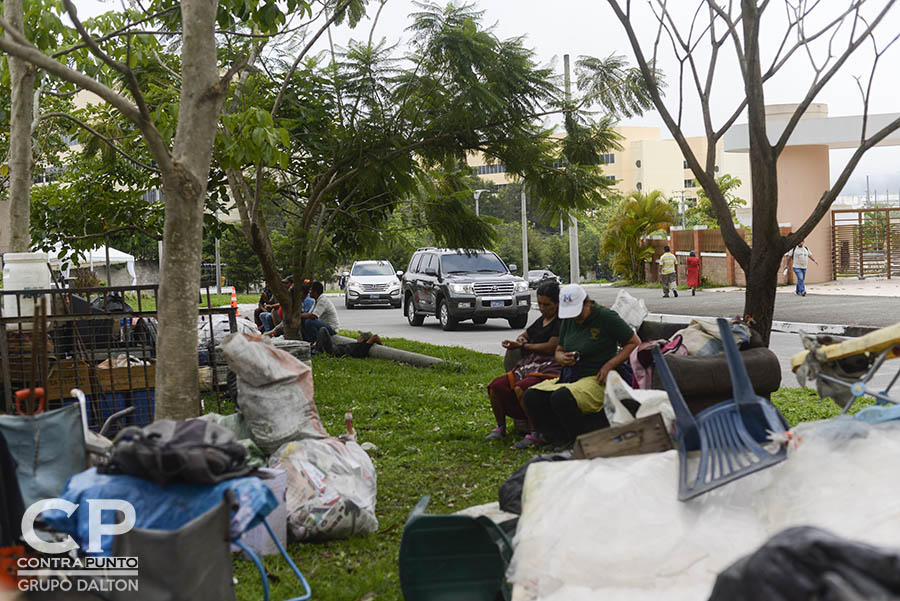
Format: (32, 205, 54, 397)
(643, 312, 879, 337)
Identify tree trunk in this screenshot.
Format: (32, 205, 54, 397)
(741, 244, 784, 346)
(153, 0, 224, 420)
(2, 0, 35, 253)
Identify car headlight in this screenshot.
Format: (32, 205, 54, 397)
(514, 281, 529, 292)
(449, 283, 474, 294)
(347, 280, 362, 290)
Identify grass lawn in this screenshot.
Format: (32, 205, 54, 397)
(227, 337, 868, 601)
(123, 293, 259, 311)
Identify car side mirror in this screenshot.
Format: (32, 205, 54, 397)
(509, 264, 517, 272)
(396, 270, 404, 277)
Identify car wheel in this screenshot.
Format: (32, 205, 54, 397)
(438, 299, 458, 331)
(508, 314, 528, 329)
(344, 297, 354, 309)
(472, 317, 487, 325)
(406, 297, 424, 326)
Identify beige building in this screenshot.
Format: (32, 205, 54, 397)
(468, 126, 753, 224)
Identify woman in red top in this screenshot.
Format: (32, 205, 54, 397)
(686, 250, 701, 296)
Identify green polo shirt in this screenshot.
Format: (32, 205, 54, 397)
(559, 302, 634, 379)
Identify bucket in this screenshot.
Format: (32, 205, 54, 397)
(1, 252, 51, 330)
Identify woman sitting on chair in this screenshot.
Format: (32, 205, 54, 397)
(484, 282, 561, 443)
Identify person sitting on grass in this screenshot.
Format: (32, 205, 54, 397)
(483, 281, 561, 445)
(317, 328, 382, 358)
(522, 283, 640, 448)
(301, 281, 340, 345)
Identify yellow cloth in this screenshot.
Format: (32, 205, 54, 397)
(659, 252, 677, 275)
(531, 375, 606, 413)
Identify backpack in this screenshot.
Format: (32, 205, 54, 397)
(99, 419, 254, 484)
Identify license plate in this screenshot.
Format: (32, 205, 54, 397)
(370, 295, 383, 299)
(490, 300, 504, 308)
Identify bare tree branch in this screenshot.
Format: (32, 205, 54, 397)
(52, 5, 180, 58)
(40, 112, 159, 172)
(66, 225, 162, 241)
(774, 0, 897, 155)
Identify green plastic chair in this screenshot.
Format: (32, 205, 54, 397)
(399, 495, 513, 601)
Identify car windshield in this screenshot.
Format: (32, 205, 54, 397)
(351, 263, 394, 276)
(440, 252, 506, 274)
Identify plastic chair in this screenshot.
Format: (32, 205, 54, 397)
(398, 495, 513, 601)
(652, 318, 788, 501)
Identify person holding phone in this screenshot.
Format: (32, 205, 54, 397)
(522, 284, 640, 447)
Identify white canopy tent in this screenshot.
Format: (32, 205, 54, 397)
(45, 243, 137, 285)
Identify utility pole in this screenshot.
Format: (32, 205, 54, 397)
(521, 184, 529, 275)
(866, 175, 871, 208)
(473, 189, 490, 217)
(564, 54, 580, 284)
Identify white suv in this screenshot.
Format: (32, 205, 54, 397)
(345, 260, 403, 309)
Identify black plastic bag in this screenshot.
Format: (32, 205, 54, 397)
(709, 526, 900, 601)
(498, 452, 570, 515)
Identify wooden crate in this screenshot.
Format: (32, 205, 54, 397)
(96, 363, 156, 392)
(573, 413, 673, 460)
(44, 358, 94, 401)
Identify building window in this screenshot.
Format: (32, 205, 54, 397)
(604, 175, 616, 182)
(636, 182, 642, 191)
(635, 159, 642, 168)
(474, 164, 507, 175)
(683, 160, 689, 169)
(684, 179, 696, 188)
(600, 153, 615, 164)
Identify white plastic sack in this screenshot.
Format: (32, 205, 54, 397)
(509, 418, 900, 601)
(198, 314, 258, 348)
(220, 333, 327, 454)
(609, 290, 648, 330)
(602, 371, 675, 430)
(269, 438, 378, 540)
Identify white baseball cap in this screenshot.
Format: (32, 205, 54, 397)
(558, 284, 587, 319)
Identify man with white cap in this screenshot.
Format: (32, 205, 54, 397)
(522, 283, 640, 447)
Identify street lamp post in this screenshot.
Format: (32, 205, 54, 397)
(473, 189, 490, 217)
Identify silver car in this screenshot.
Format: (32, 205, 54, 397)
(344, 260, 403, 309)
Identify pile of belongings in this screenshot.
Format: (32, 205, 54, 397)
(209, 332, 378, 541)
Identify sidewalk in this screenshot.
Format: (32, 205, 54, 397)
(674, 276, 900, 298)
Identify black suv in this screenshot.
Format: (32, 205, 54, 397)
(402, 248, 531, 330)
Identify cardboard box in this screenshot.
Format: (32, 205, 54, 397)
(573, 413, 673, 460)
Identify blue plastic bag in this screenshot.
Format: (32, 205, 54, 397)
(43, 468, 277, 555)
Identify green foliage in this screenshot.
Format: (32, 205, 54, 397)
(771, 387, 874, 426)
(684, 174, 746, 228)
(601, 189, 675, 282)
(575, 53, 661, 120)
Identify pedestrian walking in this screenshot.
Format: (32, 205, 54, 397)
(659, 246, 678, 297)
(686, 250, 701, 296)
(784, 240, 818, 297)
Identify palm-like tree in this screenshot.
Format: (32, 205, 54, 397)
(602, 190, 676, 282)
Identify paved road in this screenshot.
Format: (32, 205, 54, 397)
(328, 294, 897, 393)
(577, 285, 895, 330)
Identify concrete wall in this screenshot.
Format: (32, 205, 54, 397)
(775, 145, 832, 283)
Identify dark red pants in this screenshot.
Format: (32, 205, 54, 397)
(488, 374, 544, 420)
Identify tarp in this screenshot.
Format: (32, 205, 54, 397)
(45, 243, 137, 285)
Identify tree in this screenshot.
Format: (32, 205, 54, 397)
(0, 0, 339, 419)
(601, 189, 675, 282)
(223, 2, 626, 338)
(1, 0, 66, 253)
(685, 174, 746, 228)
(608, 0, 900, 343)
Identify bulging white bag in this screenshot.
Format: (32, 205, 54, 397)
(221, 333, 327, 454)
(610, 289, 648, 330)
(270, 438, 378, 540)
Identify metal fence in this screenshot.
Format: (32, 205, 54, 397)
(0, 284, 235, 433)
(832, 208, 900, 279)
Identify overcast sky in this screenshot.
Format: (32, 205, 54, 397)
(79, 0, 900, 197)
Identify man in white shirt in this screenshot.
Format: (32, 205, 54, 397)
(301, 280, 340, 343)
(784, 240, 818, 297)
